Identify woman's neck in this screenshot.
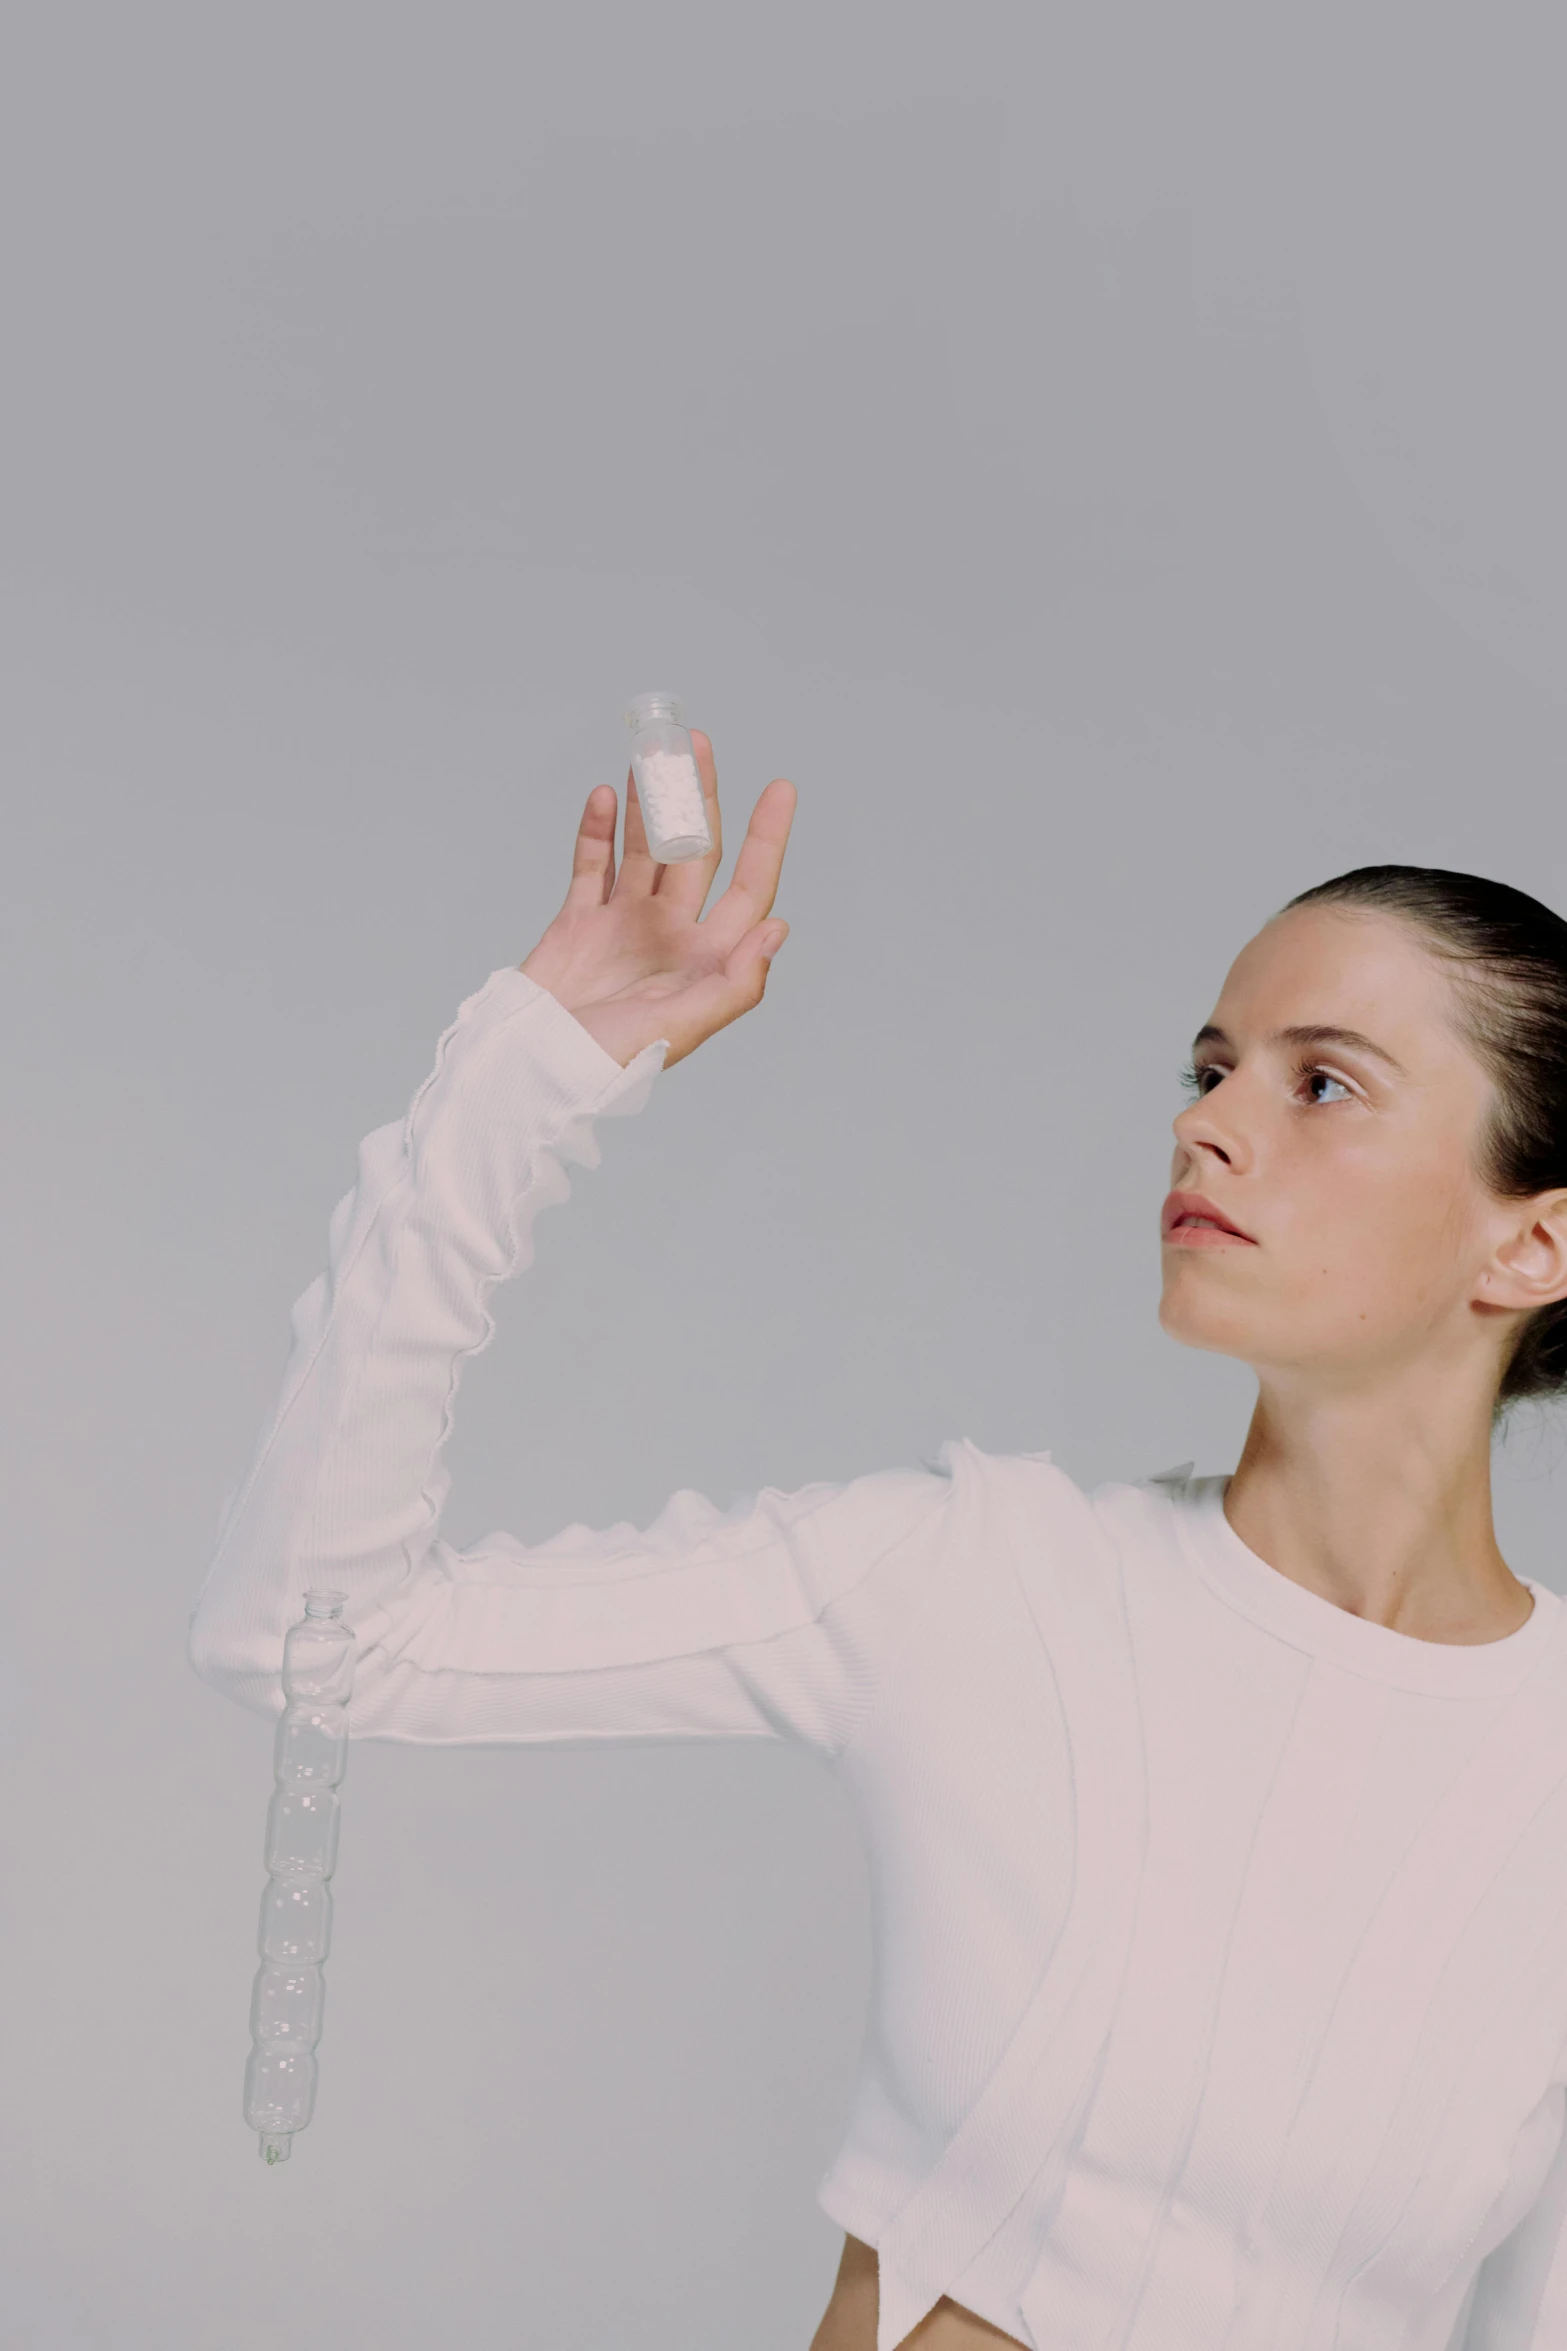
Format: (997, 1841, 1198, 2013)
(1223, 1371, 1533, 1645)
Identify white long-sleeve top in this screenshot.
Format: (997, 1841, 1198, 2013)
(188, 964, 1567, 2351)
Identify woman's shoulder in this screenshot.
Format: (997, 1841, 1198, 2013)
(931, 1434, 1198, 1518)
(794, 1438, 1204, 1618)
(923, 1437, 1200, 1585)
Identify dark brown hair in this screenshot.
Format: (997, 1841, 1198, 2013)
(1283, 865, 1567, 1409)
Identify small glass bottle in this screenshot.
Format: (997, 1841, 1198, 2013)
(244, 1588, 355, 2164)
(624, 691, 712, 863)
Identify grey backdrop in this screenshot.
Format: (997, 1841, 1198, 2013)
(5, 5, 1567, 2346)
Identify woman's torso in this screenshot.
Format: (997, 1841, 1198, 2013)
(806, 1467, 1567, 2347)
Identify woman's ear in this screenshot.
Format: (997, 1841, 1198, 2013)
(1479, 1190, 1567, 1314)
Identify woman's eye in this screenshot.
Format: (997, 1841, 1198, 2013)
(1179, 1060, 1354, 1104)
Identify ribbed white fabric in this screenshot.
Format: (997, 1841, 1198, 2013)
(188, 964, 1567, 2351)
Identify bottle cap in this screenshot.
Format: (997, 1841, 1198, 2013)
(625, 690, 683, 729)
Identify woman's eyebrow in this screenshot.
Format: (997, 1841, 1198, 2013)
(1191, 1022, 1410, 1077)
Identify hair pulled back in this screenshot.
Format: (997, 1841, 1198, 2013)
(1282, 865, 1567, 1410)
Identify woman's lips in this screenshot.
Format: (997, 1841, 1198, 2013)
(1161, 1190, 1257, 1247)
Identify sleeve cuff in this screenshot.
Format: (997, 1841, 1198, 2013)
(446, 964, 670, 1136)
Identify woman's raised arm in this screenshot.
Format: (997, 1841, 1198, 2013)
(186, 738, 956, 1755)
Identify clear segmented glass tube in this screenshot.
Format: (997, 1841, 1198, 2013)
(244, 1588, 355, 2164)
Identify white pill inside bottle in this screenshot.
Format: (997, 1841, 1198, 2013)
(624, 690, 713, 863)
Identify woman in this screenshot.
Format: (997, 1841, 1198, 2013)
(189, 736, 1567, 2350)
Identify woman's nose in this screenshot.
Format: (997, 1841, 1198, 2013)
(1172, 1095, 1247, 1171)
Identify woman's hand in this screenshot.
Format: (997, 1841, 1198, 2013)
(518, 730, 795, 1071)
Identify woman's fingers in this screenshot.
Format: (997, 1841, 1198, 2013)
(650, 730, 724, 914)
(614, 762, 660, 896)
(656, 915, 789, 1067)
(561, 784, 618, 909)
(698, 776, 797, 956)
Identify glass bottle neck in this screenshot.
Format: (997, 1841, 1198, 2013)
(626, 691, 683, 729)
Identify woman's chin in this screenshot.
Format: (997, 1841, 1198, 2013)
(1157, 1287, 1258, 1358)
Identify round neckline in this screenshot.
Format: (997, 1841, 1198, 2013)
(1168, 1474, 1562, 1696)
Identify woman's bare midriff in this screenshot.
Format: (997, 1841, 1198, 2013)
(808, 2234, 1028, 2350)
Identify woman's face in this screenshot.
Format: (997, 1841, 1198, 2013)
(1158, 904, 1520, 1391)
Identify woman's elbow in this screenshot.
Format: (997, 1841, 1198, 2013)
(187, 1613, 283, 1720)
